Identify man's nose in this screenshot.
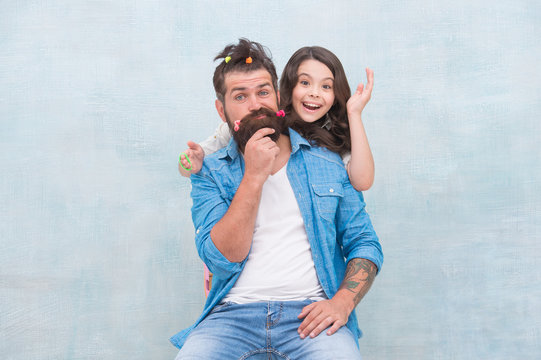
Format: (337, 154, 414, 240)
(247, 95, 262, 111)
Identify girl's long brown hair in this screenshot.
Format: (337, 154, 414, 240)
(279, 46, 351, 156)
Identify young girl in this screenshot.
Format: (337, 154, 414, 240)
(179, 46, 375, 192)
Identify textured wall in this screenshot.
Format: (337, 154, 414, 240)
(1, 1, 540, 359)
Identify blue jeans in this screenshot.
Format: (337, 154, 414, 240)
(174, 300, 362, 360)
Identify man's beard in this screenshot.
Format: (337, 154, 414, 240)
(227, 107, 289, 153)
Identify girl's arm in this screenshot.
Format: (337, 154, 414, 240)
(178, 121, 232, 177)
(346, 68, 375, 191)
(199, 121, 232, 155)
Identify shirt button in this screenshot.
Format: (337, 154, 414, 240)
(196, 229, 200, 234)
(329, 188, 334, 193)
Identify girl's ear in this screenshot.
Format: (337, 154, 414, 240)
(215, 99, 227, 123)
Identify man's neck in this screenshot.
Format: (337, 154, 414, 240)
(271, 134, 291, 175)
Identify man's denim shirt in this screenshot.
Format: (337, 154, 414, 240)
(170, 128, 383, 349)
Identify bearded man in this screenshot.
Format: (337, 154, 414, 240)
(170, 38, 383, 360)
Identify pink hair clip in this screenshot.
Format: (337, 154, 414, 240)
(276, 110, 285, 117)
(234, 120, 241, 132)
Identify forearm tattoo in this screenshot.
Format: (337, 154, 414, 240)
(339, 258, 377, 305)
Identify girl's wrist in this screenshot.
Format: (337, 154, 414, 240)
(347, 112, 363, 123)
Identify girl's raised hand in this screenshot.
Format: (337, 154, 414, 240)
(178, 141, 205, 177)
(346, 68, 374, 117)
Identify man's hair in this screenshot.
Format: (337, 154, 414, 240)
(213, 38, 278, 102)
(279, 46, 352, 156)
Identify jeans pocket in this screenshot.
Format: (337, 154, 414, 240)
(209, 301, 233, 315)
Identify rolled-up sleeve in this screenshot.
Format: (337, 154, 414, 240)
(190, 171, 245, 278)
(336, 181, 383, 273)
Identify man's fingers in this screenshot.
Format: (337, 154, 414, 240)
(326, 321, 343, 336)
(251, 127, 276, 140)
(263, 139, 279, 150)
(310, 316, 334, 338)
(298, 303, 316, 319)
(257, 135, 273, 145)
(298, 306, 319, 331)
(247, 129, 279, 154)
(300, 312, 328, 339)
(298, 305, 324, 338)
(248, 136, 276, 153)
(296, 299, 350, 339)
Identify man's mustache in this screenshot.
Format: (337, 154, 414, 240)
(242, 107, 275, 122)
(234, 107, 276, 132)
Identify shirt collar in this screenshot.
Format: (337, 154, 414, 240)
(288, 128, 311, 154)
(217, 137, 240, 161)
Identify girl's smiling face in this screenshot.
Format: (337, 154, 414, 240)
(291, 59, 335, 123)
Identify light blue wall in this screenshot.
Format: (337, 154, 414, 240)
(1, 1, 539, 359)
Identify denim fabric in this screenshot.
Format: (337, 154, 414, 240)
(174, 300, 362, 360)
(170, 129, 383, 350)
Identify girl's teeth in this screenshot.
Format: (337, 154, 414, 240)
(303, 103, 321, 110)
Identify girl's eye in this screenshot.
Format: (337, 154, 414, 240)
(323, 84, 332, 90)
(300, 80, 309, 86)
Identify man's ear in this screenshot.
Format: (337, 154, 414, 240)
(215, 99, 227, 123)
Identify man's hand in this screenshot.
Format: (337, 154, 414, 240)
(178, 141, 204, 177)
(297, 298, 351, 339)
(298, 258, 377, 339)
(346, 68, 374, 118)
(243, 128, 279, 184)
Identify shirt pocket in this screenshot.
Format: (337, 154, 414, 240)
(312, 183, 344, 222)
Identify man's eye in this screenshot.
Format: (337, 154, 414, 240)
(234, 94, 245, 101)
(259, 90, 269, 96)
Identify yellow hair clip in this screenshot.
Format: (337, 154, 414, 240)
(225, 56, 231, 63)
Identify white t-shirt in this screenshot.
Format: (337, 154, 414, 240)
(223, 165, 326, 303)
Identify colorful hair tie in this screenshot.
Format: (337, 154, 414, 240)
(245, 57, 252, 64)
(276, 110, 285, 117)
(234, 120, 241, 132)
(178, 152, 192, 171)
(225, 56, 231, 63)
